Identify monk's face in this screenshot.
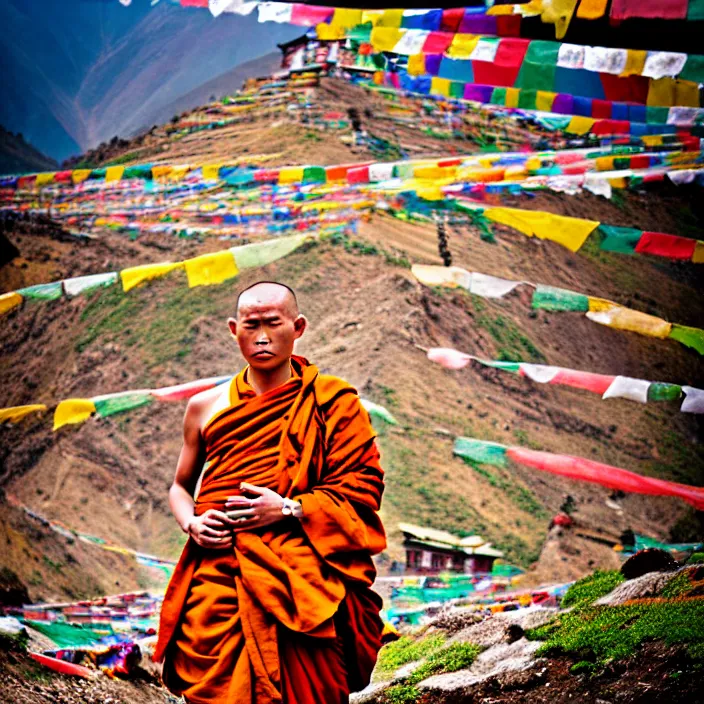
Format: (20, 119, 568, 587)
(229, 285, 306, 371)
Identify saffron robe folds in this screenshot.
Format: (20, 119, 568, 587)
(155, 357, 386, 703)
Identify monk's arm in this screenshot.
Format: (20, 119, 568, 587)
(169, 399, 237, 547)
(168, 399, 204, 533)
(295, 390, 386, 580)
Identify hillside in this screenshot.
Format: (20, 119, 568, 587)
(0, 0, 297, 163)
(0, 127, 58, 175)
(1, 76, 703, 607)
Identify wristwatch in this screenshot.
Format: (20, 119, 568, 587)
(281, 497, 303, 519)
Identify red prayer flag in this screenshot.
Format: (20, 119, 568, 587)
(591, 99, 612, 119)
(507, 447, 704, 509)
(591, 120, 630, 136)
(291, 4, 334, 25)
(440, 7, 464, 32)
(422, 31, 454, 55)
(635, 232, 697, 260)
(550, 369, 615, 395)
(599, 74, 649, 104)
(473, 38, 529, 86)
(496, 14, 522, 37)
(610, 0, 687, 19)
(180, 0, 209, 7)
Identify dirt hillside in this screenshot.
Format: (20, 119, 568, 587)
(0, 77, 702, 604)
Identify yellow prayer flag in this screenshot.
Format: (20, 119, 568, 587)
(278, 166, 305, 185)
(587, 297, 616, 312)
(485, 207, 599, 252)
(377, 9, 404, 27)
(105, 166, 125, 182)
(447, 34, 480, 60)
(0, 291, 23, 317)
(120, 262, 184, 292)
(202, 164, 222, 181)
(620, 50, 647, 77)
(566, 116, 595, 134)
(505, 88, 520, 108)
(576, 0, 608, 18)
(407, 53, 426, 76)
(168, 165, 190, 181)
(525, 156, 542, 171)
(487, 4, 516, 14)
(414, 164, 457, 180)
(330, 8, 362, 28)
(35, 172, 56, 187)
(152, 165, 174, 180)
(316, 23, 346, 40)
(536, 91, 556, 112)
(641, 134, 664, 146)
(595, 156, 616, 171)
(647, 78, 675, 107)
(53, 399, 97, 430)
(0, 404, 47, 424)
(608, 177, 628, 189)
(184, 250, 239, 288)
(693, 241, 704, 263)
(370, 27, 404, 52)
(540, 0, 578, 38)
(430, 77, 452, 98)
(675, 80, 700, 108)
(360, 10, 383, 25)
(72, 169, 92, 184)
(416, 184, 446, 201)
(586, 306, 672, 339)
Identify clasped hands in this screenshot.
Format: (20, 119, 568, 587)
(187, 482, 286, 549)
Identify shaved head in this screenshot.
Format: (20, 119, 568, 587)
(236, 281, 299, 319)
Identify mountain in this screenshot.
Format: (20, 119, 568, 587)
(0, 126, 58, 175)
(0, 0, 298, 163)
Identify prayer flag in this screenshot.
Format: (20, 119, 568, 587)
(184, 251, 238, 288)
(120, 262, 184, 292)
(54, 399, 97, 430)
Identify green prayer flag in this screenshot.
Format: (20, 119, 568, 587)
(360, 399, 397, 425)
(480, 360, 522, 373)
(449, 81, 465, 99)
(123, 164, 153, 180)
(680, 54, 704, 81)
(24, 621, 106, 648)
(598, 225, 642, 254)
(17, 282, 63, 301)
(669, 324, 704, 355)
(89, 168, 107, 180)
(393, 163, 415, 180)
(647, 383, 683, 402)
(531, 285, 589, 312)
(646, 106, 670, 125)
(518, 89, 538, 110)
(491, 87, 507, 106)
(94, 393, 153, 418)
(454, 437, 508, 467)
(516, 41, 559, 91)
(302, 166, 326, 184)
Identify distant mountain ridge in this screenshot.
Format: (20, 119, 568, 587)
(0, 0, 298, 163)
(0, 127, 58, 175)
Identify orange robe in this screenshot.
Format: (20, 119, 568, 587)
(154, 356, 386, 704)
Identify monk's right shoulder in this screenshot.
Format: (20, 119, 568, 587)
(185, 384, 228, 428)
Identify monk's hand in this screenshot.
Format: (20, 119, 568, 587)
(224, 482, 288, 532)
(188, 509, 238, 549)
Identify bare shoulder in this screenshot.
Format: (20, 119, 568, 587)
(185, 383, 231, 430)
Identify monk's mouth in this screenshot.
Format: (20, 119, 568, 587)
(253, 351, 275, 357)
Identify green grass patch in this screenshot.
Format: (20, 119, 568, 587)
(561, 570, 625, 609)
(383, 642, 482, 703)
(661, 570, 694, 599)
(527, 600, 704, 666)
(475, 314, 545, 363)
(377, 634, 447, 675)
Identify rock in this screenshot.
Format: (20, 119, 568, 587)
(0, 567, 30, 608)
(595, 566, 688, 606)
(621, 548, 678, 580)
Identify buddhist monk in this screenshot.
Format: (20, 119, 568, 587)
(154, 281, 387, 704)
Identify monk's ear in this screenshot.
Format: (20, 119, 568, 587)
(227, 317, 237, 338)
(293, 314, 307, 339)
